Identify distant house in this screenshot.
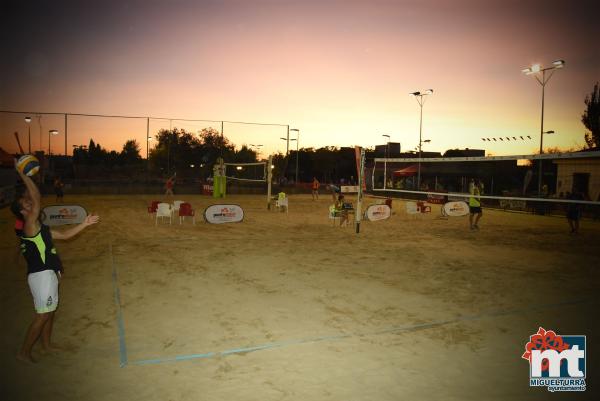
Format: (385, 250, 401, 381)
(374, 142, 401, 157)
(553, 149, 600, 200)
(443, 148, 485, 157)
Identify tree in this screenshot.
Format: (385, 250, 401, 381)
(120, 139, 142, 165)
(582, 82, 599, 149)
(148, 127, 239, 177)
(234, 145, 258, 163)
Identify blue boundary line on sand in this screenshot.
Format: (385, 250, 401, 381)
(110, 243, 128, 367)
(128, 298, 590, 366)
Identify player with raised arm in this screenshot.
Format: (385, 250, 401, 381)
(165, 172, 176, 196)
(11, 160, 99, 363)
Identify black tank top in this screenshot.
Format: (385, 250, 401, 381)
(19, 224, 63, 275)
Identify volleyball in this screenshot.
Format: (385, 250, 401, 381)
(16, 154, 40, 176)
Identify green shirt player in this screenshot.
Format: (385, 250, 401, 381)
(11, 160, 99, 363)
(469, 178, 483, 230)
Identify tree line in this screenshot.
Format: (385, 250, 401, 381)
(70, 126, 361, 182)
(69, 82, 599, 181)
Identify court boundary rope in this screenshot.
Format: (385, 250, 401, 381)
(128, 297, 589, 366)
(108, 240, 591, 367)
(110, 242, 128, 367)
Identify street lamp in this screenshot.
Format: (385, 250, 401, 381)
(381, 134, 391, 189)
(147, 136, 153, 160)
(381, 134, 390, 158)
(48, 129, 59, 155)
(249, 144, 263, 158)
(25, 116, 32, 153)
(410, 89, 433, 190)
(522, 59, 565, 196)
(290, 129, 300, 184)
(420, 139, 431, 155)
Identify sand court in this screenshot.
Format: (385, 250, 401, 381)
(1, 194, 598, 400)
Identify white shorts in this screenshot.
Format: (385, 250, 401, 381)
(28, 270, 59, 314)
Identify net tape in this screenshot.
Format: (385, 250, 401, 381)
(373, 151, 600, 206)
(224, 162, 267, 182)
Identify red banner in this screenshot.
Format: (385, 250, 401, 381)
(355, 146, 366, 190)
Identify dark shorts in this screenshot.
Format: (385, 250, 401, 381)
(469, 206, 482, 214)
(566, 209, 581, 221)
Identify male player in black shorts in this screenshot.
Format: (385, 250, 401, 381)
(12, 161, 99, 363)
(469, 178, 483, 230)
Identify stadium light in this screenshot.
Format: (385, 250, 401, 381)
(24, 116, 32, 153)
(522, 58, 565, 196)
(411, 89, 434, 190)
(290, 128, 300, 184)
(48, 129, 59, 155)
(381, 134, 390, 158)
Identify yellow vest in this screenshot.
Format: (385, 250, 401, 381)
(469, 185, 481, 207)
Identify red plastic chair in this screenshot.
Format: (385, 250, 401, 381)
(148, 200, 160, 218)
(179, 202, 195, 225)
(416, 201, 431, 213)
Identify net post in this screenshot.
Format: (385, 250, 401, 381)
(355, 148, 365, 234)
(383, 158, 387, 190)
(267, 155, 273, 210)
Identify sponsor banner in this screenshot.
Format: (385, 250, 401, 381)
(204, 204, 244, 224)
(202, 184, 213, 195)
(442, 201, 469, 217)
(499, 199, 527, 211)
(341, 185, 359, 193)
(365, 204, 391, 221)
(42, 205, 88, 226)
(427, 193, 447, 204)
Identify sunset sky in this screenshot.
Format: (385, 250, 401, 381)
(1, 0, 598, 157)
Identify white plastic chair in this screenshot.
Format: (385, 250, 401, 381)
(276, 197, 289, 213)
(172, 200, 185, 215)
(406, 201, 420, 219)
(156, 202, 172, 225)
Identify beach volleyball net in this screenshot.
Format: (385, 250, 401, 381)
(0, 110, 288, 196)
(224, 161, 268, 183)
(371, 151, 600, 216)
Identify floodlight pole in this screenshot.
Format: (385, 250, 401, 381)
(64, 114, 68, 156)
(411, 90, 432, 190)
(37, 115, 42, 154)
(146, 118, 150, 170)
(382, 134, 390, 189)
(285, 125, 290, 155)
(25, 116, 32, 153)
(48, 130, 59, 163)
(290, 128, 299, 184)
(522, 60, 564, 196)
